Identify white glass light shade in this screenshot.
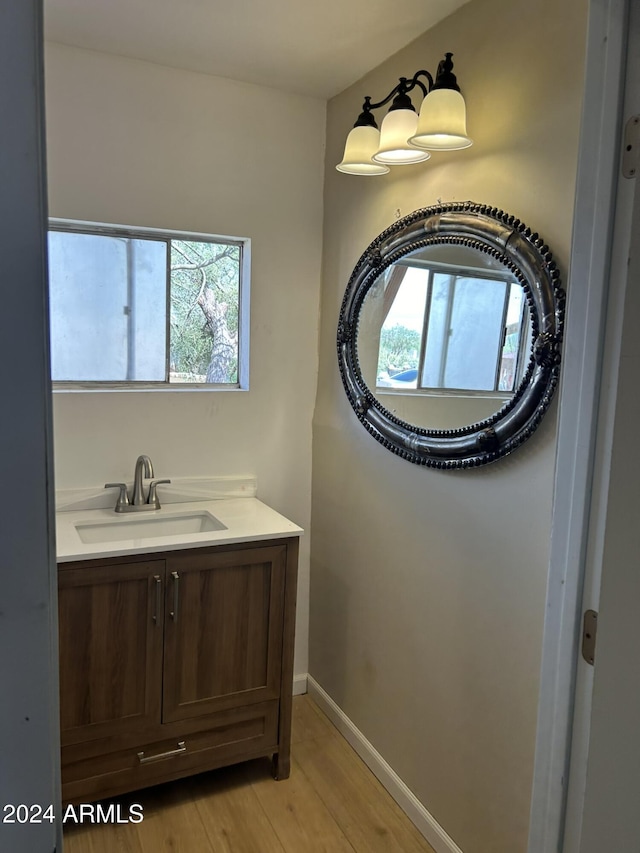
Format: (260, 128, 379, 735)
(336, 125, 390, 175)
(372, 109, 431, 165)
(409, 88, 472, 151)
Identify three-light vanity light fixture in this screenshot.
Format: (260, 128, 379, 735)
(336, 52, 472, 176)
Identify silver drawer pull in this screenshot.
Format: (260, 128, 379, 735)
(152, 575, 161, 624)
(137, 741, 186, 764)
(170, 570, 179, 621)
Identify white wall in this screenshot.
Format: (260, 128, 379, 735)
(44, 43, 326, 677)
(310, 1, 587, 852)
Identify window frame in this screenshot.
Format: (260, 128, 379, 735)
(375, 257, 529, 398)
(48, 219, 250, 392)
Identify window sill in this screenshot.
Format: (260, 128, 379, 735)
(52, 383, 246, 393)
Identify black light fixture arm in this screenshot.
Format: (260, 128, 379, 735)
(352, 53, 460, 130)
(354, 70, 432, 128)
(365, 70, 434, 112)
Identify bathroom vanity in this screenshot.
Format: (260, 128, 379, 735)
(56, 497, 301, 805)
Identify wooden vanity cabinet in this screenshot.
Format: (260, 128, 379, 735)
(57, 537, 298, 804)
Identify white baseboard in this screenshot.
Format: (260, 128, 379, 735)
(292, 673, 308, 696)
(306, 675, 464, 853)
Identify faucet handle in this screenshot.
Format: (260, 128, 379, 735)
(147, 479, 171, 509)
(105, 482, 130, 512)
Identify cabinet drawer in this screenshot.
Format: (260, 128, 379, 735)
(62, 701, 279, 804)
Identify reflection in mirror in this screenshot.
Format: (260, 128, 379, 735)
(357, 245, 532, 430)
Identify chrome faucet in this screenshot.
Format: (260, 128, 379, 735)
(105, 455, 171, 513)
(132, 454, 154, 505)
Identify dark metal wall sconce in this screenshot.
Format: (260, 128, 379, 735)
(336, 53, 471, 176)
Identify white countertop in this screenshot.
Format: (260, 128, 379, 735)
(56, 498, 303, 563)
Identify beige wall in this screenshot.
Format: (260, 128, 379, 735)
(310, 1, 587, 852)
(44, 43, 326, 678)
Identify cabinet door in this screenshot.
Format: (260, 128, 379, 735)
(162, 544, 286, 723)
(58, 560, 165, 746)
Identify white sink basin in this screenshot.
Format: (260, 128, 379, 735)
(74, 510, 227, 544)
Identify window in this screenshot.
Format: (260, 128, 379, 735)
(48, 222, 249, 388)
(375, 260, 529, 394)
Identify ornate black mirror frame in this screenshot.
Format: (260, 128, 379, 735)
(337, 202, 565, 468)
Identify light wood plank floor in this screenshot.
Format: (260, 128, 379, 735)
(63, 695, 436, 853)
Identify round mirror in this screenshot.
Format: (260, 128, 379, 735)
(337, 202, 565, 468)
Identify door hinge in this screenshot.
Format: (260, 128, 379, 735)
(622, 115, 640, 178)
(582, 609, 598, 665)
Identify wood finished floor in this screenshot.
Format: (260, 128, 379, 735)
(63, 695, 436, 853)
